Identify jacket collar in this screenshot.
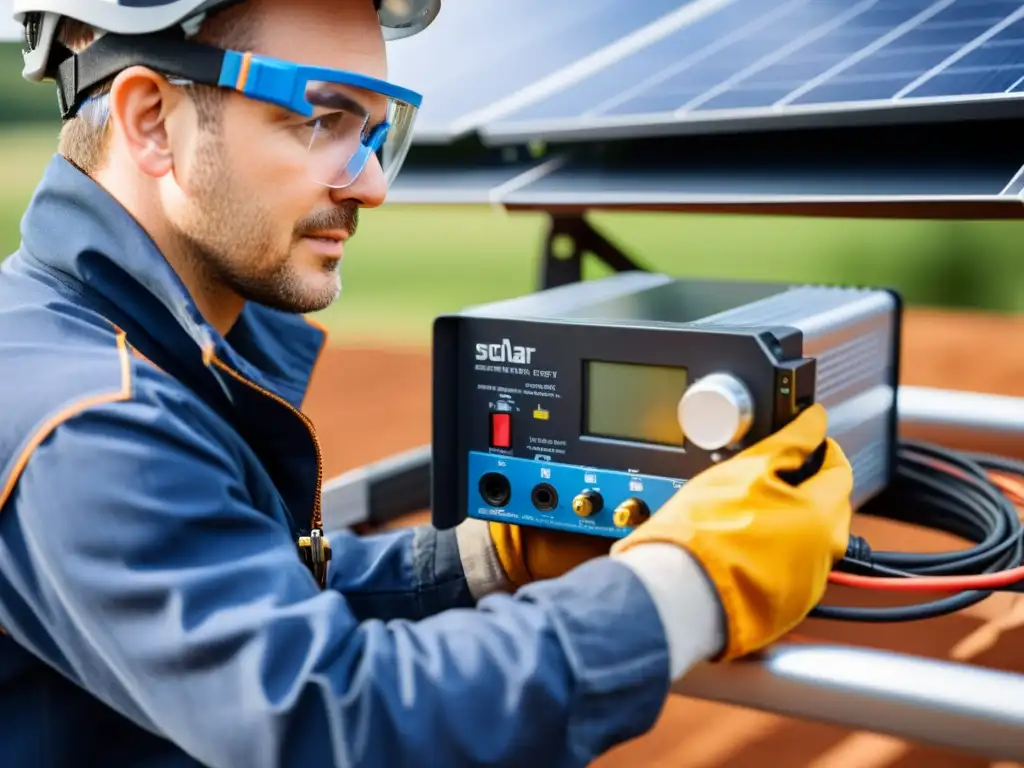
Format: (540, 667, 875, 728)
(19, 155, 327, 411)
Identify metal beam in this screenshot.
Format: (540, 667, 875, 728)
(540, 214, 645, 289)
(898, 385, 1024, 459)
(322, 445, 431, 530)
(672, 641, 1024, 761)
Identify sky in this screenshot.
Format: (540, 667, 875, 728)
(0, 0, 18, 42)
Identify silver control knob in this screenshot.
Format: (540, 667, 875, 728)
(677, 373, 754, 451)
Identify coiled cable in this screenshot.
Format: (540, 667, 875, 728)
(811, 441, 1024, 623)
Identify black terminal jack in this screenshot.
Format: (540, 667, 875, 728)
(479, 472, 512, 508)
(531, 483, 559, 512)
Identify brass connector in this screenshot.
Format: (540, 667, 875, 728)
(571, 489, 604, 518)
(613, 498, 650, 528)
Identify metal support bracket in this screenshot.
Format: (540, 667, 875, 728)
(541, 214, 645, 289)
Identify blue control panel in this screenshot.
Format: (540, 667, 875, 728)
(467, 451, 686, 538)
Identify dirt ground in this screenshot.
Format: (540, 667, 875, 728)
(302, 306, 1024, 768)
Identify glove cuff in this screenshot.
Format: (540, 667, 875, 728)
(611, 543, 726, 677)
(455, 518, 515, 600)
(613, 532, 747, 661)
(487, 521, 534, 588)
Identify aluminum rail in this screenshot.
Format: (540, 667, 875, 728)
(322, 444, 431, 530)
(319, 385, 1024, 758)
(898, 385, 1024, 458)
(672, 642, 1024, 761)
(899, 385, 1024, 436)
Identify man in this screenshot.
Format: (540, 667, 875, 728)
(0, 1, 855, 766)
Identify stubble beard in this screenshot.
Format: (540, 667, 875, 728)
(171, 132, 348, 316)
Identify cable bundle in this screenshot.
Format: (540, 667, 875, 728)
(813, 442, 1024, 622)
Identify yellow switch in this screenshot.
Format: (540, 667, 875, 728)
(613, 498, 650, 528)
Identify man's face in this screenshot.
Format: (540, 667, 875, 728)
(162, 0, 390, 315)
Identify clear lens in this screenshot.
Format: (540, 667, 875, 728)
(378, 99, 418, 185)
(303, 80, 418, 190)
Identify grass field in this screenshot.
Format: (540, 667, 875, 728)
(2, 123, 1023, 346)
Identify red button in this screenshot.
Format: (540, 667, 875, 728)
(491, 413, 511, 448)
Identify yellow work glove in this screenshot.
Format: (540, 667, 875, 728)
(489, 523, 612, 588)
(611, 404, 854, 662)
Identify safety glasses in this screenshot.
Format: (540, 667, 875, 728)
(59, 31, 425, 191)
(216, 51, 422, 190)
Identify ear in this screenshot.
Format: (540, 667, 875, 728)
(106, 66, 182, 179)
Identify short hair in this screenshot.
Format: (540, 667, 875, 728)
(56, 8, 260, 175)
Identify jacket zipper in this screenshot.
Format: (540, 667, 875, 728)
(210, 357, 331, 587)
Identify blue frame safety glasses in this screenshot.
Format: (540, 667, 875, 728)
(217, 50, 423, 191)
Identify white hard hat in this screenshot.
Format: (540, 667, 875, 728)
(14, 0, 442, 83)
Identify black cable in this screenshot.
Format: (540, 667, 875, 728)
(809, 440, 1024, 623)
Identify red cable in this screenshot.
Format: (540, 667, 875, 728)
(828, 469, 1024, 593)
(828, 566, 1024, 592)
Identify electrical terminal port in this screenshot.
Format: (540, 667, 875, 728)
(572, 489, 604, 517)
(531, 482, 559, 512)
(478, 472, 512, 507)
(613, 498, 650, 528)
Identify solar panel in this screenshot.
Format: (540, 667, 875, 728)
(391, 117, 1024, 218)
(498, 155, 1024, 217)
(475, 0, 1024, 144)
(383, 0, 700, 143)
(386, 156, 567, 204)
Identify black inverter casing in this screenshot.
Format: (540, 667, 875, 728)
(431, 272, 901, 539)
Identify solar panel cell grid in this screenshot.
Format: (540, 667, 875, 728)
(383, 0, 688, 138)
(910, 66, 1024, 96)
(478, 0, 1024, 143)
(481, 0, 775, 123)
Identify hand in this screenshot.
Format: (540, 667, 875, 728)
(489, 523, 613, 588)
(611, 404, 854, 661)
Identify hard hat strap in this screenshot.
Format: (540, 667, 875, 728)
(48, 28, 227, 120)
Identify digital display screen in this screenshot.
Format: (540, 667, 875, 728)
(584, 361, 689, 446)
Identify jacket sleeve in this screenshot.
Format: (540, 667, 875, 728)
(323, 524, 476, 623)
(6, 388, 673, 768)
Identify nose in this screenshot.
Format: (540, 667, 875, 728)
(332, 152, 388, 209)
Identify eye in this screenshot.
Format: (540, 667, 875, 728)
(306, 110, 364, 134)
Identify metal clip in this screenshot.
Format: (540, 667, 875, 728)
(297, 528, 332, 589)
